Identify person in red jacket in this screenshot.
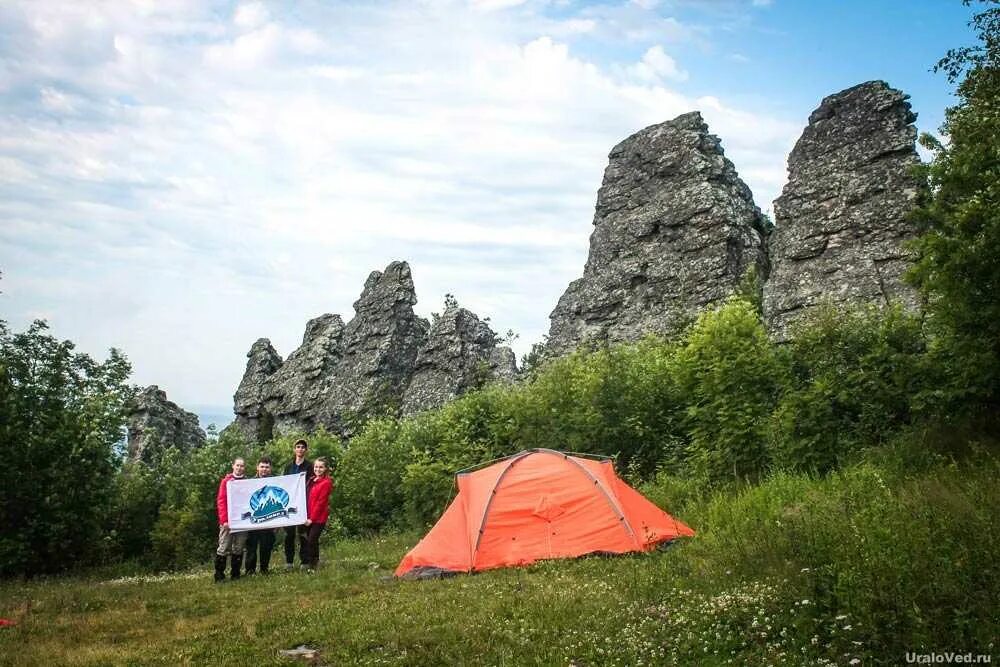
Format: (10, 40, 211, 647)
(214, 457, 248, 582)
(302, 458, 334, 571)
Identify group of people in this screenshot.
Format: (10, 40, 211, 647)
(213, 438, 334, 582)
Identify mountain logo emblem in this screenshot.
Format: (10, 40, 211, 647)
(243, 485, 297, 524)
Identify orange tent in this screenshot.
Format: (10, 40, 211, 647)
(395, 449, 694, 577)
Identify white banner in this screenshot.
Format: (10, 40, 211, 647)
(226, 473, 307, 533)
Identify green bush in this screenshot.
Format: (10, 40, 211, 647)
(396, 388, 521, 528)
(330, 418, 409, 534)
(146, 430, 255, 569)
(673, 298, 785, 484)
(769, 304, 927, 473)
(512, 339, 685, 478)
(908, 2, 1000, 414)
(103, 461, 163, 562)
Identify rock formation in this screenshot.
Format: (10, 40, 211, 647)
(401, 304, 517, 416)
(763, 81, 922, 339)
(226, 80, 928, 440)
(127, 385, 206, 462)
(229, 262, 515, 441)
(547, 111, 769, 354)
(231, 338, 284, 444)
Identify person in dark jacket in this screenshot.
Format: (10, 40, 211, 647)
(214, 457, 248, 582)
(283, 439, 314, 569)
(244, 457, 277, 576)
(302, 457, 334, 571)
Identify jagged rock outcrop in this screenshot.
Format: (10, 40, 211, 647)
(310, 262, 429, 431)
(229, 262, 517, 441)
(401, 304, 518, 416)
(763, 81, 922, 339)
(547, 111, 769, 354)
(230, 338, 283, 443)
(230, 261, 428, 441)
(127, 385, 206, 462)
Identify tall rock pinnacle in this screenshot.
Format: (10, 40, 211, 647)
(547, 111, 769, 354)
(401, 303, 517, 416)
(763, 81, 922, 338)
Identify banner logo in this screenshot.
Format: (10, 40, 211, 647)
(241, 485, 298, 523)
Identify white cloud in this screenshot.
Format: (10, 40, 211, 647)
(234, 1, 269, 30)
(553, 18, 597, 35)
(629, 45, 688, 82)
(39, 86, 79, 113)
(469, 0, 529, 12)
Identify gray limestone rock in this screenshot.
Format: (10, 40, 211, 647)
(311, 261, 429, 433)
(229, 262, 519, 440)
(547, 111, 769, 354)
(127, 385, 206, 462)
(401, 304, 517, 416)
(763, 81, 922, 339)
(230, 338, 283, 443)
(229, 261, 442, 441)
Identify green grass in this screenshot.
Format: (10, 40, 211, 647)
(1, 453, 998, 666)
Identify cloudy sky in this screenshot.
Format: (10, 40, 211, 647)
(0, 0, 976, 417)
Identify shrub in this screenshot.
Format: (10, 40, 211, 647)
(769, 304, 927, 473)
(673, 298, 785, 484)
(682, 454, 1000, 661)
(147, 430, 255, 569)
(331, 418, 409, 534)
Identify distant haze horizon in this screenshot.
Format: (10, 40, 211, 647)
(193, 407, 234, 434)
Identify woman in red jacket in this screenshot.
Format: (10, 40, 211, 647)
(302, 458, 334, 571)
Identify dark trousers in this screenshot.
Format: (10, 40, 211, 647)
(301, 523, 326, 569)
(284, 524, 308, 565)
(245, 529, 276, 573)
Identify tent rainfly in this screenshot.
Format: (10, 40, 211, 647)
(395, 448, 695, 578)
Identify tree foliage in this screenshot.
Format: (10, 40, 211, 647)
(0, 321, 133, 576)
(910, 0, 1000, 411)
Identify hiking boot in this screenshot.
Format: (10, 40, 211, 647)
(230, 554, 243, 580)
(214, 555, 227, 583)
